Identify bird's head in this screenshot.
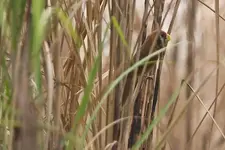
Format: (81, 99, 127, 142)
(148, 30, 171, 49)
(134, 30, 171, 62)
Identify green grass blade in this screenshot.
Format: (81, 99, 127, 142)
(111, 16, 129, 48)
(111, 16, 131, 57)
(66, 50, 100, 150)
(31, 3, 52, 94)
(83, 46, 168, 145)
(65, 25, 107, 150)
(9, 0, 26, 51)
(131, 82, 184, 150)
(56, 8, 82, 48)
(80, 24, 110, 145)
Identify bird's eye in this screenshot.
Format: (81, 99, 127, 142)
(155, 31, 169, 49)
(160, 32, 167, 39)
(159, 33, 166, 46)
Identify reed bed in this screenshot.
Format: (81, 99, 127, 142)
(0, 0, 225, 150)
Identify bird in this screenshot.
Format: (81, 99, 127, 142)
(132, 30, 171, 74)
(122, 30, 171, 105)
(120, 30, 171, 149)
(115, 30, 171, 150)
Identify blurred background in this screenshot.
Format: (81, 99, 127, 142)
(1, 0, 225, 150)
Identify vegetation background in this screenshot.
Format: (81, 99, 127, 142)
(0, 0, 225, 150)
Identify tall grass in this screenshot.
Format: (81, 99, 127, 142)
(0, 0, 225, 150)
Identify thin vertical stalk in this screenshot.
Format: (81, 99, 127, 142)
(147, 0, 165, 149)
(96, 0, 104, 148)
(106, 0, 117, 146)
(186, 0, 196, 149)
(208, 0, 220, 149)
(12, 1, 38, 149)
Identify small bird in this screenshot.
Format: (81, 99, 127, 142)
(115, 30, 171, 150)
(122, 30, 171, 105)
(132, 30, 171, 74)
(122, 30, 171, 148)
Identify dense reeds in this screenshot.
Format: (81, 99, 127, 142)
(0, 0, 225, 150)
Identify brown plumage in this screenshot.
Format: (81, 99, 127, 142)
(122, 30, 171, 105)
(116, 30, 171, 149)
(132, 30, 170, 74)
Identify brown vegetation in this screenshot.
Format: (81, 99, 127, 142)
(1, 0, 225, 150)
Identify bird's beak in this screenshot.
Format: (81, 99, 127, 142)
(166, 34, 171, 42)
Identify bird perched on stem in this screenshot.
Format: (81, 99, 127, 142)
(122, 30, 171, 105)
(132, 30, 171, 74)
(119, 30, 171, 149)
(122, 30, 170, 147)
